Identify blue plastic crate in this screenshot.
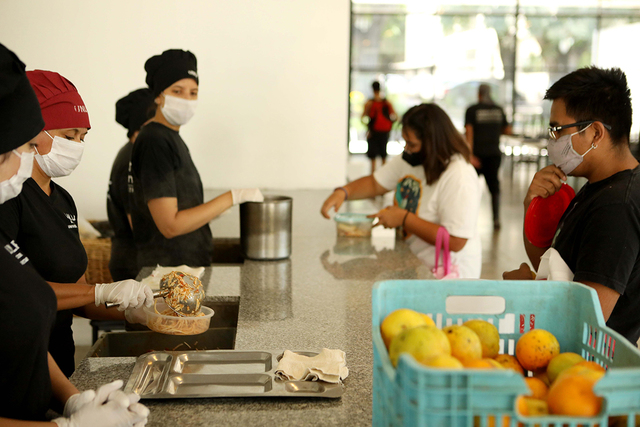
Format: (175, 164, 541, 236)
(372, 280, 640, 427)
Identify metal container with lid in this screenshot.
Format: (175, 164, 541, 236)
(240, 196, 292, 260)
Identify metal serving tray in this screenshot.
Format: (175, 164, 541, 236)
(123, 350, 344, 399)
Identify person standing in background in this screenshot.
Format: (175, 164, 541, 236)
(362, 81, 396, 174)
(107, 88, 155, 280)
(465, 83, 511, 230)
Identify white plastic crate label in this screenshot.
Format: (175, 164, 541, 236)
(445, 295, 506, 314)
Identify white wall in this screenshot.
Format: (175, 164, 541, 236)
(0, 0, 350, 219)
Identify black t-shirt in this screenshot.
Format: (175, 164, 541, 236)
(0, 235, 56, 421)
(107, 141, 138, 280)
(553, 166, 640, 344)
(129, 122, 213, 269)
(0, 178, 88, 377)
(464, 102, 508, 157)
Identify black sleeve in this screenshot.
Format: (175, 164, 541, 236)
(464, 106, 474, 127)
(134, 137, 178, 202)
(0, 196, 21, 241)
(572, 204, 640, 294)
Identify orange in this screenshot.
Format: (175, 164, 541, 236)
(419, 312, 436, 327)
(574, 360, 606, 373)
(546, 352, 585, 383)
(516, 396, 549, 416)
(532, 370, 551, 386)
(388, 325, 451, 367)
(421, 354, 463, 369)
(494, 354, 525, 375)
(464, 358, 503, 369)
(463, 319, 501, 358)
(524, 377, 548, 400)
(443, 325, 482, 364)
(547, 370, 603, 416)
(380, 308, 429, 349)
(515, 329, 560, 371)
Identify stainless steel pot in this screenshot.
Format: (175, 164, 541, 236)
(240, 196, 292, 260)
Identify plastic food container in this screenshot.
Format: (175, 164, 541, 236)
(144, 302, 214, 336)
(334, 213, 374, 237)
(372, 280, 640, 427)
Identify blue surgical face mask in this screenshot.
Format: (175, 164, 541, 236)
(547, 123, 595, 175)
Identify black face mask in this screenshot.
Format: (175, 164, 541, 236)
(402, 150, 425, 167)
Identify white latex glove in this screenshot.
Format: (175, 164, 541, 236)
(124, 306, 148, 325)
(231, 188, 264, 205)
(54, 380, 149, 427)
(63, 390, 96, 417)
(52, 400, 147, 427)
(95, 280, 154, 311)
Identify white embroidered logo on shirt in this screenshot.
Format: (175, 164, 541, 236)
(4, 240, 29, 265)
(65, 213, 78, 229)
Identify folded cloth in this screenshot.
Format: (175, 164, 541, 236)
(536, 248, 574, 281)
(275, 348, 349, 384)
(140, 265, 205, 290)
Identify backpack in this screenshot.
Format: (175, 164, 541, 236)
(368, 99, 393, 133)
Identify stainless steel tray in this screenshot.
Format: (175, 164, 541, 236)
(124, 350, 344, 399)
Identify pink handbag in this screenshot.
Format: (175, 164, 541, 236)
(431, 227, 460, 280)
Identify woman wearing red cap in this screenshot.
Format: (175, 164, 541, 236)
(0, 70, 154, 378)
(129, 49, 263, 269)
(0, 43, 148, 427)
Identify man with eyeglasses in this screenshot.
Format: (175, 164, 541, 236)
(504, 67, 640, 346)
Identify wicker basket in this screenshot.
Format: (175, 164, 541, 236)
(81, 238, 113, 285)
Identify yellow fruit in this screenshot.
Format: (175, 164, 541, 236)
(419, 313, 436, 326)
(494, 354, 525, 375)
(547, 369, 604, 416)
(464, 358, 504, 369)
(546, 352, 585, 383)
(517, 396, 549, 416)
(463, 319, 500, 358)
(442, 325, 482, 364)
(421, 354, 463, 369)
(524, 377, 548, 400)
(380, 308, 428, 349)
(574, 360, 606, 374)
(532, 370, 551, 386)
(388, 325, 451, 367)
(515, 329, 560, 371)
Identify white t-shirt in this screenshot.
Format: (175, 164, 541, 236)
(373, 154, 482, 278)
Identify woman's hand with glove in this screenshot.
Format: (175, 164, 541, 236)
(95, 280, 153, 311)
(231, 188, 264, 205)
(55, 380, 149, 427)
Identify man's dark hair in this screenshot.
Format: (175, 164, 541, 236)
(544, 67, 632, 146)
(401, 103, 471, 184)
(372, 81, 381, 92)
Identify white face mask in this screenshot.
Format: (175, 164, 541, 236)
(161, 94, 197, 126)
(35, 131, 85, 178)
(0, 150, 34, 204)
(547, 123, 595, 175)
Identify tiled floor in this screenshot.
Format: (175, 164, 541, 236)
(72, 154, 544, 368)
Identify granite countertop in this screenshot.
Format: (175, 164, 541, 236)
(71, 190, 429, 426)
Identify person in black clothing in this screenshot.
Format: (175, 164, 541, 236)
(108, 88, 155, 280)
(0, 70, 153, 377)
(465, 83, 511, 230)
(0, 43, 148, 427)
(362, 81, 397, 174)
(504, 67, 640, 345)
(129, 49, 263, 270)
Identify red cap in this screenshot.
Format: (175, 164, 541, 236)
(26, 70, 90, 130)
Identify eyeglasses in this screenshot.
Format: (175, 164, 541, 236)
(548, 120, 612, 140)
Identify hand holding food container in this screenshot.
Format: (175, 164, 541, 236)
(94, 279, 154, 311)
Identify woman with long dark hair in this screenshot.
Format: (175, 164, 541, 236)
(321, 103, 482, 278)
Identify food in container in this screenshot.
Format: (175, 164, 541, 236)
(145, 301, 214, 336)
(334, 213, 375, 237)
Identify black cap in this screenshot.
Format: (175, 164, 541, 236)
(0, 43, 44, 154)
(144, 49, 198, 97)
(116, 88, 155, 138)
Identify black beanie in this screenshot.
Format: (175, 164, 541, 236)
(144, 49, 198, 97)
(115, 88, 155, 138)
(0, 43, 44, 153)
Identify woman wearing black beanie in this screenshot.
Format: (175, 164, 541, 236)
(129, 49, 263, 269)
